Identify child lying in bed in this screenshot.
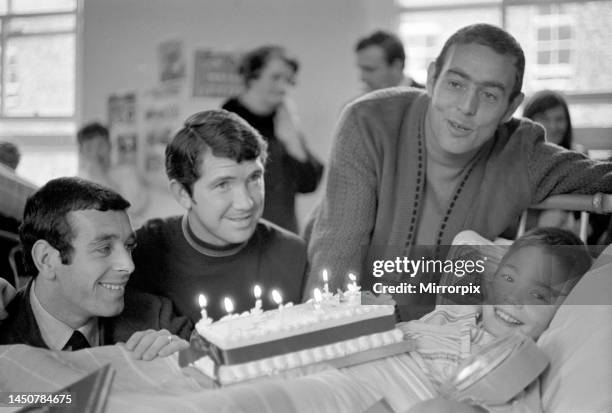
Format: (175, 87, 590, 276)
(399, 227, 592, 391)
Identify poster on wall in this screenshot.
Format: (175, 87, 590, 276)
(141, 84, 183, 189)
(192, 49, 243, 98)
(158, 39, 186, 83)
(107, 92, 138, 166)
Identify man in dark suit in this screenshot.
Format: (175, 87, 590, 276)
(0, 177, 192, 360)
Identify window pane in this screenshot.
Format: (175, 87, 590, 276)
(0, 0, 7, 15)
(537, 50, 551, 64)
(558, 25, 572, 40)
(507, 1, 612, 93)
(537, 27, 551, 41)
(9, 15, 75, 35)
(537, 4, 553, 15)
(399, 7, 501, 84)
(11, 0, 75, 13)
(558, 49, 571, 64)
(5, 34, 75, 117)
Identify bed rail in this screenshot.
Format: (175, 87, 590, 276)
(517, 193, 612, 241)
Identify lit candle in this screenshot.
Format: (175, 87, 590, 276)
(348, 273, 358, 292)
(198, 294, 208, 320)
(224, 297, 234, 315)
(271, 289, 283, 309)
(322, 269, 329, 294)
(253, 284, 263, 309)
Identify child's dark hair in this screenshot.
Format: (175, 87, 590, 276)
(506, 227, 592, 285)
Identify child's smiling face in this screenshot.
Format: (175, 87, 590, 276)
(482, 245, 574, 340)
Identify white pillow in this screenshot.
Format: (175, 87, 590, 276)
(538, 245, 612, 413)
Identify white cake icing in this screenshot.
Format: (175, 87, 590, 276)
(191, 293, 405, 385)
(195, 294, 394, 349)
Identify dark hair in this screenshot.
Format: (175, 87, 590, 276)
(77, 122, 109, 146)
(523, 90, 572, 149)
(355, 30, 406, 68)
(20, 177, 130, 277)
(238, 45, 299, 87)
(433, 23, 525, 101)
(0, 141, 21, 170)
(165, 109, 268, 196)
(504, 227, 591, 287)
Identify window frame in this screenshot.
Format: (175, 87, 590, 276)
(0, 1, 78, 121)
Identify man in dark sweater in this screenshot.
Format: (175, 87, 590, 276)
(129, 110, 307, 322)
(0, 178, 191, 360)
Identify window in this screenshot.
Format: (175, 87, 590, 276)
(399, 7, 501, 84)
(0, 0, 78, 185)
(533, 5, 574, 79)
(398, 0, 612, 130)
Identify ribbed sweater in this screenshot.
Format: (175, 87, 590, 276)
(307, 89, 612, 294)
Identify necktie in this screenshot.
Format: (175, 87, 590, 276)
(63, 330, 91, 351)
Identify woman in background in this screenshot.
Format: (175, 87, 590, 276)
(222, 45, 323, 234)
(523, 90, 610, 243)
(523, 90, 573, 149)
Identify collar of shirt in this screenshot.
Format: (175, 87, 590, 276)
(29, 280, 99, 350)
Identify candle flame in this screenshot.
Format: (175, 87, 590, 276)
(224, 297, 234, 314)
(348, 273, 356, 282)
(322, 269, 329, 282)
(253, 284, 262, 299)
(198, 294, 207, 308)
(271, 289, 283, 305)
(313, 288, 323, 302)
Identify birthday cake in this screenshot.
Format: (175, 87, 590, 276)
(188, 293, 405, 385)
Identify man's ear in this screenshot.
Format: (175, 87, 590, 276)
(31, 240, 60, 280)
(426, 61, 437, 95)
(502, 92, 525, 123)
(169, 180, 193, 211)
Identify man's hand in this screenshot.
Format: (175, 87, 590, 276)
(124, 329, 189, 361)
(0, 278, 16, 320)
(274, 99, 308, 161)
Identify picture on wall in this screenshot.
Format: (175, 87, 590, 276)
(192, 49, 243, 98)
(108, 92, 138, 166)
(158, 39, 186, 83)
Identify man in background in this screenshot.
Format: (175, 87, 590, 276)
(77, 123, 114, 188)
(355, 30, 424, 92)
(77, 122, 148, 227)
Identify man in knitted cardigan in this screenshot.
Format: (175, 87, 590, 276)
(307, 24, 612, 320)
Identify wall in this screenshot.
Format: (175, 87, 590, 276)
(80, 0, 397, 227)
